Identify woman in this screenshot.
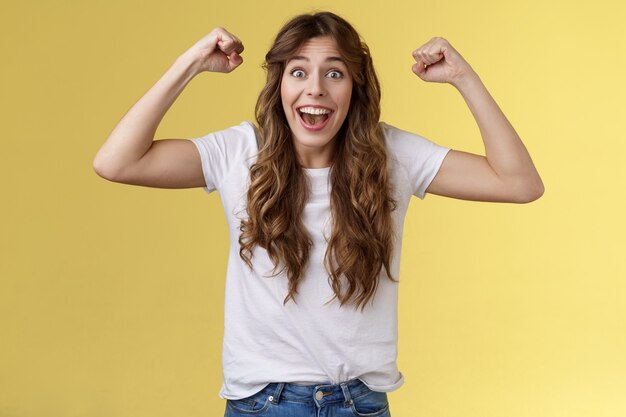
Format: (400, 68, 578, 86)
(93, 11, 543, 417)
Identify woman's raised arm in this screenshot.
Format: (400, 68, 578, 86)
(92, 28, 244, 188)
(411, 37, 544, 203)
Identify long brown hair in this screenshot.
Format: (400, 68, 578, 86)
(239, 11, 397, 311)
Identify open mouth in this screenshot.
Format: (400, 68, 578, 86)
(297, 106, 333, 130)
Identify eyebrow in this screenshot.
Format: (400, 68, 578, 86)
(287, 56, 346, 64)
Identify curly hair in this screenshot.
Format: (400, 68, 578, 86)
(238, 11, 397, 311)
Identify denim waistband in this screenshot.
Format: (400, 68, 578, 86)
(258, 378, 371, 406)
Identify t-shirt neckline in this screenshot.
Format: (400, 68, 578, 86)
(303, 166, 331, 176)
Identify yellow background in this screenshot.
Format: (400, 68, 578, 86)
(1, 0, 625, 416)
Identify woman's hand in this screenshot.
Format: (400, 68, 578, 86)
(184, 27, 244, 74)
(411, 37, 475, 87)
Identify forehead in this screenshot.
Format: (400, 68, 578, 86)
(287, 36, 345, 64)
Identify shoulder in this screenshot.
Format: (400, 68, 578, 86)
(379, 121, 452, 199)
(230, 120, 259, 141)
(193, 120, 258, 144)
(190, 120, 259, 158)
(189, 121, 259, 193)
(380, 121, 451, 160)
(380, 122, 436, 153)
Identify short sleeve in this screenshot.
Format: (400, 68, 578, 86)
(382, 122, 451, 199)
(190, 121, 258, 194)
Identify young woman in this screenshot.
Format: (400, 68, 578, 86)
(93, 11, 543, 417)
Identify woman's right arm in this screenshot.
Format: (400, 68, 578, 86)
(92, 28, 244, 188)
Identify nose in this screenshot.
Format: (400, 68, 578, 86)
(305, 74, 326, 97)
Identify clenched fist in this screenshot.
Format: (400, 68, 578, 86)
(411, 37, 475, 86)
(186, 27, 245, 74)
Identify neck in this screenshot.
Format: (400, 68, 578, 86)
(293, 142, 336, 168)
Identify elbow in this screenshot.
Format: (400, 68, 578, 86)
(520, 185, 544, 203)
(515, 177, 545, 204)
(93, 155, 120, 182)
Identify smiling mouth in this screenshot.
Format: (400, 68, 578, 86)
(297, 106, 332, 127)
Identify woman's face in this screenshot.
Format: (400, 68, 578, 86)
(280, 36, 353, 168)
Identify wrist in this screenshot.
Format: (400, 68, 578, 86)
(451, 68, 481, 92)
(175, 50, 203, 78)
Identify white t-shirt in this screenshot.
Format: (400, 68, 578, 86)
(191, 121, 451, 400)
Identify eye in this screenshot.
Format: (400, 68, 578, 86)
(327, 70, 344, 79)
(290, 69, 306, 78)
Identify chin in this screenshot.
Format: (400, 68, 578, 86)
(296, 132, 336, 146)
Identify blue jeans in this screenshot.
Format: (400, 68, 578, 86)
(224, 378, 391, 417)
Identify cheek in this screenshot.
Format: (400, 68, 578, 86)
(279, 81, 286, 105)
(339, 81, 353, 104)
(339, 86, 353, 111)
(280, 81, 296, 113)
(280, 91, 291, 117)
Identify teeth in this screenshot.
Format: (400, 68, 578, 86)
(298, 106, 331, 115)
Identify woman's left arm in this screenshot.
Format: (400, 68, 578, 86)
(412, 37, 544, 203)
